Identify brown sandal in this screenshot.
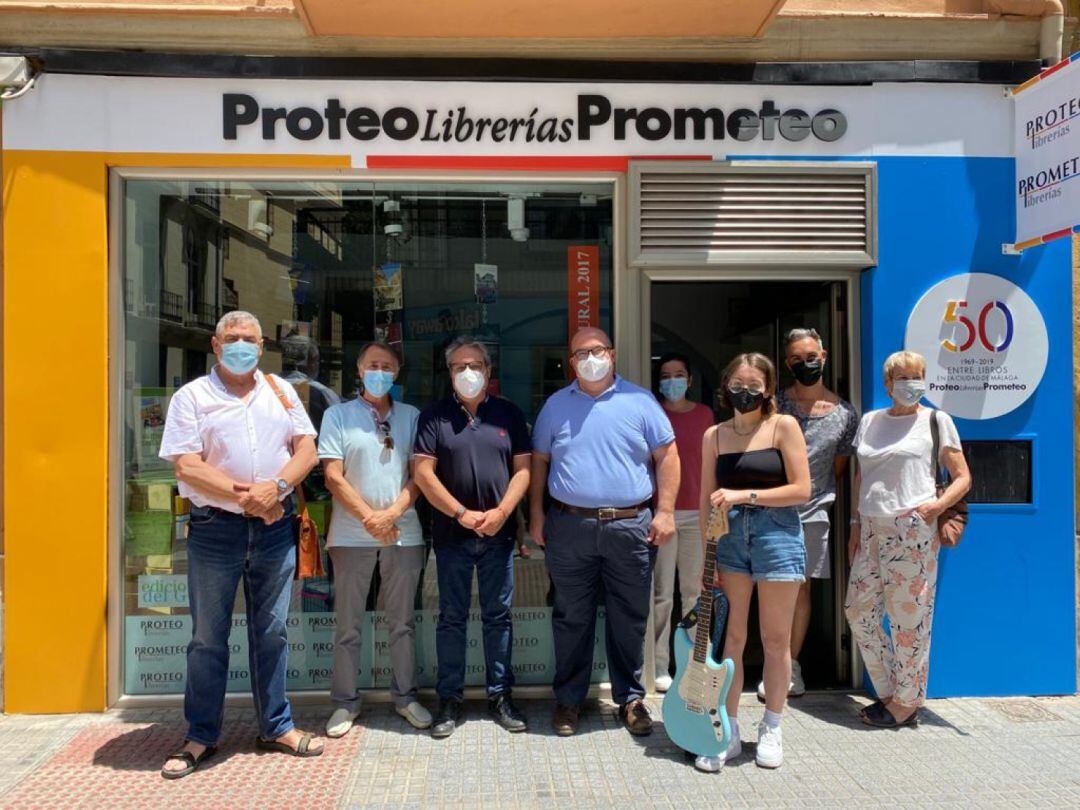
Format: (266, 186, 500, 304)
(160, 745, 217, 779)
(255, 732, 323, 757)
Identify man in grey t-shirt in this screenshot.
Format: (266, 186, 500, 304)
(759, 328, 858, 701)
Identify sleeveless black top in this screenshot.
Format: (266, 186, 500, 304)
(714, 418, 787, 490)
(715, 448, 787, 490)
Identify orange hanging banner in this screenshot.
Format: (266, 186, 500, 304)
(567, 245, 600, 345)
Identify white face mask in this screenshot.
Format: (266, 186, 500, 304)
(891, 379, 926, 407)
(453, 368, 487, 400)
(576, 353, 612, 383)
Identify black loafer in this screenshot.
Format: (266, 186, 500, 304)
(431, 698, 463, 739)
(861, 702, 918, 728)
(488, 694, 528, 732)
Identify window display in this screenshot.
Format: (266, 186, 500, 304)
(120, 177, 614, 695)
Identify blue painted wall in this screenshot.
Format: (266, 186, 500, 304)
(863, 156, 1076, 697)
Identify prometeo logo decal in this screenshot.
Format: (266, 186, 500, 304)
(1017, 155, 1080, 207)
(222, 94, 847, 145)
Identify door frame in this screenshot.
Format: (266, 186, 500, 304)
(623, 266, 864, 689)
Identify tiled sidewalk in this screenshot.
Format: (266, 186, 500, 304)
(2, 693, 1080, 808)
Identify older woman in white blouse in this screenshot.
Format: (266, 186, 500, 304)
(844, 350, 971, 728)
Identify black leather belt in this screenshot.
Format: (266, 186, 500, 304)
(553, 500, 650, 521)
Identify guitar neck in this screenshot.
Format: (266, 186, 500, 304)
(693, 537, 718, 664)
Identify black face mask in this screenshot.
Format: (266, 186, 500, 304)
(728, 388, 765, 414)
(790, 359, 824, 386)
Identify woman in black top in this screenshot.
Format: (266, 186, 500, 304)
(695, 352, 811, 773)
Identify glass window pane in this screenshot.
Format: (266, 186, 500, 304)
(121, 176, 614, 695)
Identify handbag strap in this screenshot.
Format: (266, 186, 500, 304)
(264, 374, 308, 513)
(928, 408, 943, 487)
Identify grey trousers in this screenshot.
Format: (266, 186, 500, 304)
(329, 544, 425, 711)
(652, 509, 704, 675)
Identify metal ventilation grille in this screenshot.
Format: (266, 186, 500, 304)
(630, 162, 876, 266)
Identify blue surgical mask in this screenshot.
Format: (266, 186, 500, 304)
(220, 341, 259, 375)
(363, 369, 395, 398)
(659, 378, 689, 402)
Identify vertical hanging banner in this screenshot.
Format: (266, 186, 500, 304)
(1011, 51, 1080, 250)
(567, 245, 600, 346)
(373, 262, 404, 357)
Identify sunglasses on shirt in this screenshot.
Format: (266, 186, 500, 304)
(376, 419, 394, 450)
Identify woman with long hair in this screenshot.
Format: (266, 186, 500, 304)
(695, 352, 811, 772)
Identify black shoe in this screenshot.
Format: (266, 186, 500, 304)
(861, 702, 919, 729)
(488, 694, 528, 733)
(431, 698, 463, 739)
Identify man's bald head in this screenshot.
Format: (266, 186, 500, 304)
(570, 327, 612, 353)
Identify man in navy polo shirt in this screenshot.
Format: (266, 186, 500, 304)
(413, 336, 532, 739)
(529, 327, 680, 737)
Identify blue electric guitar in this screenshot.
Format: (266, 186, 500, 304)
(661, 507, 735, 757)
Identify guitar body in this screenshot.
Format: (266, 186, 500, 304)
(661, 626, 734, 757)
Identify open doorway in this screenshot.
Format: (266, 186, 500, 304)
(650, 278, 855, 691)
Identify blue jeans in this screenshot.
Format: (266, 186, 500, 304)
(434, 536, 515, 701)
(184, 502, 296, 746)
(714, 505, 806, 583)
(544, 507, 656, 706)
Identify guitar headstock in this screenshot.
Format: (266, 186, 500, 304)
(706, 507, 729, 541)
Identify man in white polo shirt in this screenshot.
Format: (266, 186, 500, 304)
(158, 311, 322, 779)
(319, 341, 432, 738)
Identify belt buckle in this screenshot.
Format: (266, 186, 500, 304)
(597, 507, 617, 521)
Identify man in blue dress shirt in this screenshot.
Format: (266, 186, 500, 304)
(529, 327, 679, 737)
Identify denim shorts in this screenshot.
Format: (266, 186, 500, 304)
(714, 504, 806, 583)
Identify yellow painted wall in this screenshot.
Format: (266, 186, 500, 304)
(1, 149, 347, 713)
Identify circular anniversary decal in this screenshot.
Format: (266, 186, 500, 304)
(904, 272, 1048, 420)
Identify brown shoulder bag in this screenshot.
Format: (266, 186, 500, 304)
(265, 374, 325, 579)
(929, 409, 969, 548)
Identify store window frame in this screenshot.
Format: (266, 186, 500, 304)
(106, 167, 626, 708)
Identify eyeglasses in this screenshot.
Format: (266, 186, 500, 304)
(728, 385, 765, 396)
(571, 346, 612, 362)
(449, 361, 486, 375)
(376, 419, 394, 450)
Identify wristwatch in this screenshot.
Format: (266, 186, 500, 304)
(276, 478, 289, 494)
(453, 505, 466, 520)
(749, 491, 758, 506)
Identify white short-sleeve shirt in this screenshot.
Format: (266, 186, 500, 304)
(158, 368, 317, 513)
(318, 398, 423, 548)
(855, 406, 962, 517)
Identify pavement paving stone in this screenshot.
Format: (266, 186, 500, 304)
(1, 694, 1080, 807)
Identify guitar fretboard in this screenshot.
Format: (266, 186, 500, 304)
(693, 507, 727, 665)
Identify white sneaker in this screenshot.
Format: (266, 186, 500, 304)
(757, 660, 806, 701)
(655, 674, 673, 693)
(396, 701, 433, 729)
(755, 721, 783, 769)
(326, 706, 360, 738)
(694, 731, 741, 772)
(789, 660, 806, 697)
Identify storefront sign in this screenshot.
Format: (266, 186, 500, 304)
(4, 76, 1013, 162)
(905, 273, 1048, 420)
(1012, 53, 1080, 248)
(222, 93, 847, 146)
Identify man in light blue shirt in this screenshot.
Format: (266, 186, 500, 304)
(529, 327, 680, 738)
(319, 341, 431, 738)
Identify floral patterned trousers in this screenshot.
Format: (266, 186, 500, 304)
(844, 513, 940, 707)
